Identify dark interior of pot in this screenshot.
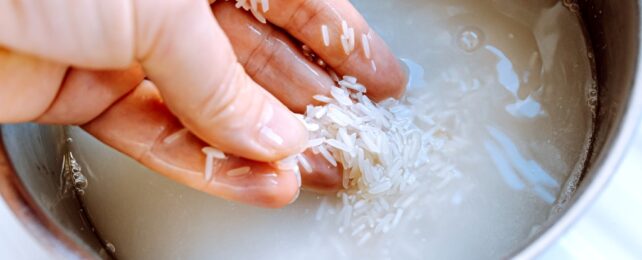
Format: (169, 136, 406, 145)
(0, 0, 639, 258)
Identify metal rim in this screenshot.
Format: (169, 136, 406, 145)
(515, 11, 642, 258)
(0, 135, 97, 259)
(1, 6, 642, 259)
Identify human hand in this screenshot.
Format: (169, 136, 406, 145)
(0, 0, 406, 207)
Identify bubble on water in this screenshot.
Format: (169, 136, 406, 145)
(587, 82, 599, 114)
(456, 26, 485, 52)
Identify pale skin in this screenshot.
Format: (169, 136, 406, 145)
(0, 0, 406, 208)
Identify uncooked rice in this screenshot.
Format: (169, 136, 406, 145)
(195, 8, 452, 243)
(340, 20, 356, 55)
(296, 154, 314, 173)
(285, 75, 446, 244)
(340, 35, 351, 55)
(226, 166, 251, 177)
(322, 25, 330, 47)
(202, 147, 227, 160)
(260, 126, 284, 145)
(233, 0, 269, 23)
(202, 147, 228, 181)
(361, 33, 371, 59)
(163, 128, 189, 144)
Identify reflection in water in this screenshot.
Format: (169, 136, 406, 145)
(483, 140, 526, 190)
(486, 45, 545, 118)
(487, 45, 521, 95)
(74, 0, 595, 259)
(401, 58, 427, 92)
(485, 126, 559, 203)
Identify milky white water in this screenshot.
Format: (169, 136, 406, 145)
(68, 0, 595, 259)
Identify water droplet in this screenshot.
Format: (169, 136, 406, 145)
(456, 26, 485, 52)
(105, 242, 116, 253)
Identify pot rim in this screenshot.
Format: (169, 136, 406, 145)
(515, 8, 642, 259)
(1, 7, 642, 259)
(0, 135, 97, 258)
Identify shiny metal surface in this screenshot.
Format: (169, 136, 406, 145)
(1, 0, 641, 258)
(516, 0, 642, 258)
(0, 125, 104, 259)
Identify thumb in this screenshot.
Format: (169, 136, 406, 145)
(0, 0, 308, 161)
(133, 0, 308, 162)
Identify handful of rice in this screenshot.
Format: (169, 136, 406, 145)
(220, 0, 444, 243)
(295, 76, 438, 245)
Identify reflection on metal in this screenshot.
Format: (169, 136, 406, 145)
(60, 139, 88, 197)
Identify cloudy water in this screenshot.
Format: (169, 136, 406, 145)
(68, 0, 595, 259)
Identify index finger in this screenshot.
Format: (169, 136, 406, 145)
(259, 0, 407, 100)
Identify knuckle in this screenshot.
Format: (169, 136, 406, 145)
(191, 64, 260, 130)
(245, 30, 281, 79)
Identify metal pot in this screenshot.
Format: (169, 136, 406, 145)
(1, 0, 641, 258)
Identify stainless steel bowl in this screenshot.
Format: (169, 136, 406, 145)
(1, 0, 641, 258)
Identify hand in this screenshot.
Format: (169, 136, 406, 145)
(0, 0, 405, 207)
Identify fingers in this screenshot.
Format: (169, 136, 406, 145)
(299, 150, 342, 193)
(0, 1, 134, 68)
(83, 81, 298, 208)
(0, 48, 68, 122)
(83, 80, 339, 207)
(37, 64, 145, 125)
(133, 0, 307, 162)
(1, 0, 309, 162)
(212, 2, 335, 112)
(260, 0, 407, 100)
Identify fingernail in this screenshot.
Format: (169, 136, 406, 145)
(258, 104, 308, 154)
(288, 188, 301, 205)
(294, 166, 302, 188)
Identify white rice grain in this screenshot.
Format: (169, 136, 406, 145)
(321, 25, 330, 47)
(318, 145, 337, 167)
(250, 7, 267, 23)
(316, 196, 329, 221)
(296, 75, 450, 242)
(260, 127, 284, 145)
(203, 154, 214, 181)
(357, 232, 372, 246)
(307, 138, 325, 148)
(226, 166, 251, 177)
(361, 33, 371, 59)
(250, 0, 258, 12)
(326, 139, 352, 153)
(202, 147, 227, 160)
(343, 76, 357, 84)
(296, 154, 313, 173)
(392, 208, 404, 228)
(235, 0, 247, 9)
(340, 35, 351, 55)
(163, 128, 189, 144)
(313, 95, 333, 103)
(275, 155, 298, 171)
(348, 27, 356, 52)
